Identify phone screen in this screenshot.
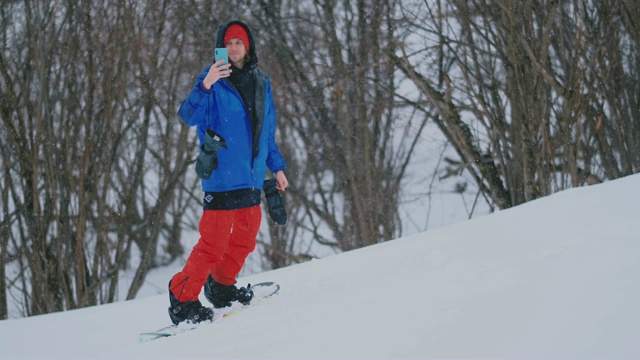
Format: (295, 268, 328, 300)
(215, 48, 228, 66)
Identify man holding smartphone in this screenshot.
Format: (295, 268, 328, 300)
(168, 20, 289, 325)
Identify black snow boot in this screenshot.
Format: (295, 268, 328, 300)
(168, 288, 213, 325)
(203, 275, 253, 308)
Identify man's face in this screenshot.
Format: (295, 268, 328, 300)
(226, 38, 247, 65)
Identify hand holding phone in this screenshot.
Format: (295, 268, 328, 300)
(202, 49, 232, 90)
(215, 48, 229, 66)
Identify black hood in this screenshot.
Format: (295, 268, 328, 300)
(215, 20, 258, 69)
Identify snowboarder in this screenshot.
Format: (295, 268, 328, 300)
(168, 20, 288, 325)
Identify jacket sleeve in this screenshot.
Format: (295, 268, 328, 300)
(177, 67, 211, 127)
(265, 80, 287, 173)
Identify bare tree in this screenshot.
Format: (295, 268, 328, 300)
(0, 0, 234, 317)
(389, 0, 639, 211)
(8, 0, 636, 320)
(244, 0, 429, 262)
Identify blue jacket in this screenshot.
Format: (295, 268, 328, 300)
(178, 22, 286, 194)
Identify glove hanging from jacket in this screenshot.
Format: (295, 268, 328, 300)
(263, 179, 287, 225)
(195, 129, 227, 180)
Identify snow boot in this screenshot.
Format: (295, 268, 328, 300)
(168, 288, 214, 325)
(203, 275, 253, 308)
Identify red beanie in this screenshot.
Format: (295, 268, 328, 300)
(224, 24, 250, 51)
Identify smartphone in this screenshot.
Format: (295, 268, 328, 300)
(214, 48, 228, 67)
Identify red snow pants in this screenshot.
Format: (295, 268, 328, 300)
(169, 205, 261, 302)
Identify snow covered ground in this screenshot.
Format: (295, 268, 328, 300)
(1, 174, 639, 358)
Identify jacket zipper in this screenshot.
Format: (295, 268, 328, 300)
(221, 79, 256, 189)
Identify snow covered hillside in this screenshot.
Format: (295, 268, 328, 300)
(1, 174, 639, 358)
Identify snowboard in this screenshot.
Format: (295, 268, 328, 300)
(139, 282, 280, 343)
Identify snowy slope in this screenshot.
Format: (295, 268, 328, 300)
(1, 174, 639, 358)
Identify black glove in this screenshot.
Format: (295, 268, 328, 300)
(195, 129, 227, 180)
(263, 179, 287, 225)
